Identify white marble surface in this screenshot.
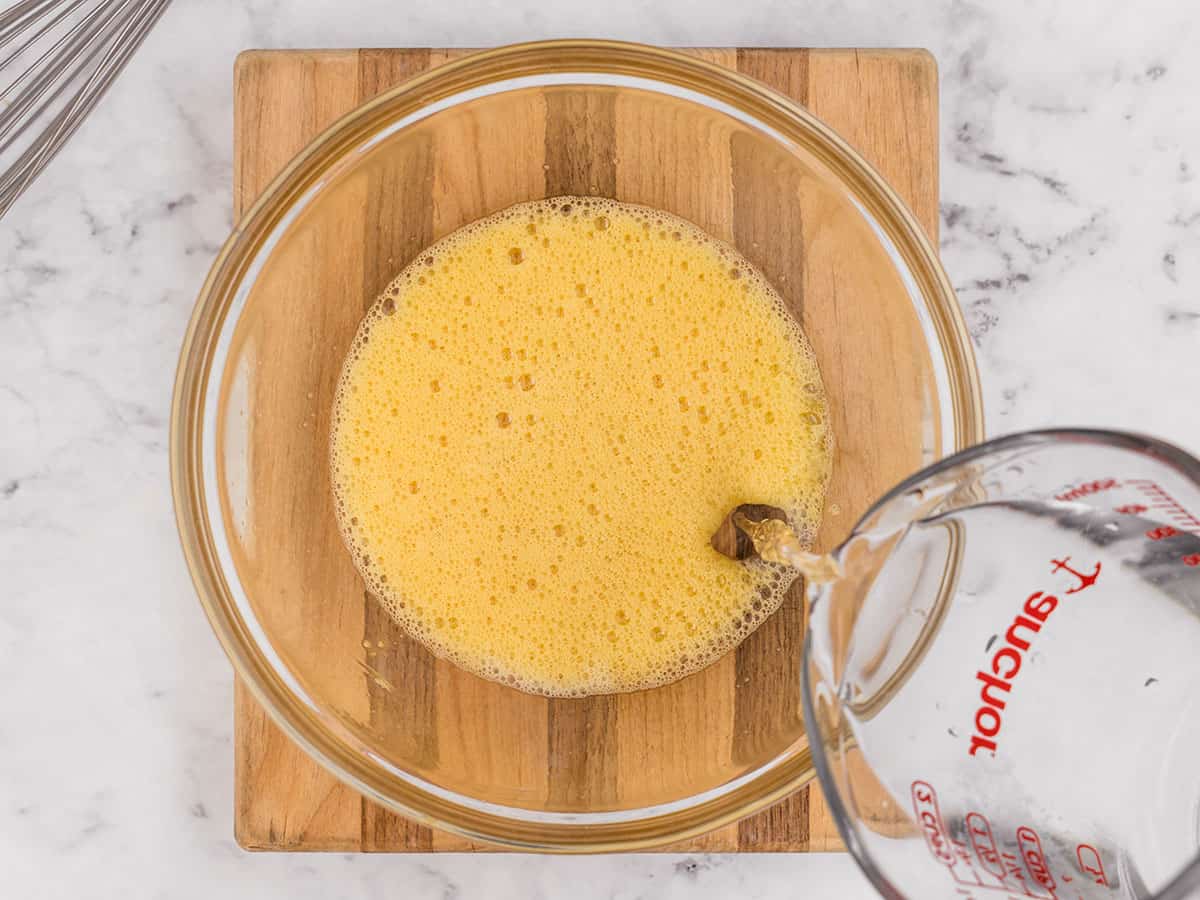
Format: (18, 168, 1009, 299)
(2, 0, 1199, 897)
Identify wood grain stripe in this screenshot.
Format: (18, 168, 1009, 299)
(427, 77, 552, 845)
(544, 90, 618, 198)
(232, 49, 368, 852)
(542, 86, 622, 810)
(729, 48, 814, 851)
(612, 48, 740, 849)
(354, 48, 440, 852)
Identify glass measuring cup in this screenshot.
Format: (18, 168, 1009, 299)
(803, 429, 1200, 899)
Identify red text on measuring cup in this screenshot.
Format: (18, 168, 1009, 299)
(911, 780, 955, 866)
(1076, 844, 1111, 886)
(1017, 826, 1056, 892)
(966, 812, 1005, 879)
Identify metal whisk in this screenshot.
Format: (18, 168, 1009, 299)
(0, 0, 169, 218)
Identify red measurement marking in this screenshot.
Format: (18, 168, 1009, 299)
(1115, 503, 1147, 514)
(912, 782, 1065, 898)
(966, 813, 1006, 879)
(1017, 826, 1056, 892)
(911, 781, 955, 866)
(1076, 844, 1110, 886)
(1131, 481, 1200, 531)
(1184, 553, 1200, 567)
(1146, 525, 1180, 541)
(1055, 478, 1118, 502)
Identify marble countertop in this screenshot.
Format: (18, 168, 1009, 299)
(2, 0, 1198, 897)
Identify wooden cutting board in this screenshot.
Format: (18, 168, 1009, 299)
(232, 46, 938, 852)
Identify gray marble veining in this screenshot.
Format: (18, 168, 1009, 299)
(1, 1, 1198, 897)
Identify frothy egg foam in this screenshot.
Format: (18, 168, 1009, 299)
(331, 197, 831, 696)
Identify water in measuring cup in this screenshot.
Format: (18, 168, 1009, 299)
(816, 489, 1200, 899)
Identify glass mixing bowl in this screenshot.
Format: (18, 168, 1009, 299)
(171, 40, 984, 851)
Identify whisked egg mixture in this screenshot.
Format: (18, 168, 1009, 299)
(331, 197, 831, 696)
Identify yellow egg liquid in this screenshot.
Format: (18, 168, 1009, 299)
(331, 197, 831, 696)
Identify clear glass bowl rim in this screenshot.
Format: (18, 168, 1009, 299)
(170, 39, 986, 851)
